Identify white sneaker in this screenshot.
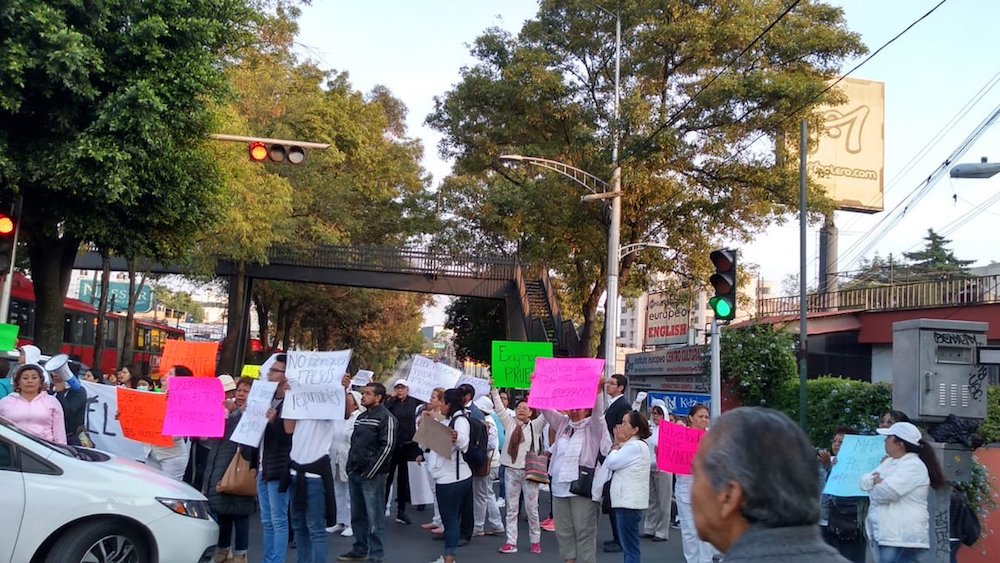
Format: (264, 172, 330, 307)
(496, 497, 505, 508)
(539, 483, 550, 492)
(340, 526, 354, 537)
(326, 523, 345, 534)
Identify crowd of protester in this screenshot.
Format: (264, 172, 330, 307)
(0, 346, 986, 563)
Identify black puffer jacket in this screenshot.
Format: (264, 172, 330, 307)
(203, 412, 257, 516)
(346, 404, 397, 479)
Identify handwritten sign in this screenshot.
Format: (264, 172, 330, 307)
(82, 381, 145, 460)
(117, 387, 174, 447)
(456, 376, 490, 399)
(351, 369, 374, 387)
(284, 350, 351, 420)
(231, 380, 279, 447)
(0, 323, 19, 352)
(406, 355, 441, 403)
(162, 377, 225, 437)
(656, 421, 705, 475)
(436, 363, 462, 389)
(492, 341, 553, 389)
(822, 435, 886, 497)
(241, 364, 261, 379)
(526, 357, 603, 410)
(159, 340, 219, 377)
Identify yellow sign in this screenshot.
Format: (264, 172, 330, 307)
(241, 364, 261, 379)
(809, 77, 885, 214)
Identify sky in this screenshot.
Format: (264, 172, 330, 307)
(293, 0, 1000, 323)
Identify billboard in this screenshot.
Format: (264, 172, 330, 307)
(808, 77, 885, 214)
(624, 345, 706, 378)
(79, 281, 153, 314)
(644, 291, 690, 347)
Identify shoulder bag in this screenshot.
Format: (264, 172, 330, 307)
(524, 424, 550, 484)
(216, 446, 258, 497)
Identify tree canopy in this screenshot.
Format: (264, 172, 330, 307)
(427, 0, 866, 355)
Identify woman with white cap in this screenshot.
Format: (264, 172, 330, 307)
(861, 421, 946, 563)
(328, 387, 365, 538)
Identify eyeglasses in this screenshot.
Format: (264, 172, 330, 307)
(268, 368, 285, 374)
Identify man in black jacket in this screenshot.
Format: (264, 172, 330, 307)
(338, 382, 397, 563)
(383, 379, 423, 525)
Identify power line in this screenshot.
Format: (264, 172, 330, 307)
(623, 0, 802, 163)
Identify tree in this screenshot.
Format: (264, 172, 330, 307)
(153, 286, 206, 323)
(0, 0, 256, 352)
(901, 228, 974, 279)
(445, 297, 507, 364)
(427, 0, 865, 357)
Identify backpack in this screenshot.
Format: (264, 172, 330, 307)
(450, 411, 491, 477)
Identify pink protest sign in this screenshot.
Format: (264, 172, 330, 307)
(526, 357, 603, 410)
(162, 377, 225, 437)
(657, 421, 706, 475)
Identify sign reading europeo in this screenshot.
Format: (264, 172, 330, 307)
(644, 291, 690, 347)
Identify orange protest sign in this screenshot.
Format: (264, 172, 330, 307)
(159, 340, 219, 377)
(116, 387, 173, 447)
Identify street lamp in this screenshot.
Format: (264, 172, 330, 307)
(497, 4, 623, 379)
(950, 156, 1000, 179)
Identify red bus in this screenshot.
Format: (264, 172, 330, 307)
(6, 274, 185, 376)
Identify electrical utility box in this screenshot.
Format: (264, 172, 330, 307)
(892, 318, 989, 423)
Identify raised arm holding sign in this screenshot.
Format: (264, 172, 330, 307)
(231, 380, 279, 447)
(162, 377, 226, 437)
(117, 387, 173, 447)
(405, 355, 440, 403)
(656, 421, 705, 475)
(822, 435, 886, 497)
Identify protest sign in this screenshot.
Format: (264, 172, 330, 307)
(414, 416, 455, 458)
(435, 363, 462, 389)
(81, 381, 145, 460)
(408, 461, 435, 506)
(241, 364, 261, 379)
(0, 323, 19, 352)
(456, 376, 490, 399)
(406, 355, 440, 403)
(656, 421, 705, 475)
(283, 350, 351, 420)
(162, 377, 225, 437)
(117, 387, 174, 447)
(822, 435, 886, 497)
(491, 341, 553, 389)
(231, 380, 279, 447)
(351, 369, 374, 387)
(159, 340, 219, 377)
(526, 357, 603, 410)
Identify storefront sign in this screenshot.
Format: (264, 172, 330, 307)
(624, 346, 706, 377)
(644, 292, 690, 347)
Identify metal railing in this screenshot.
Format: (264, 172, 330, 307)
(267, 244, 518, 280)
(758, 274, 1000, 315)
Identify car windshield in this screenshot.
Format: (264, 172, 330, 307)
(0, 416, 78, 459)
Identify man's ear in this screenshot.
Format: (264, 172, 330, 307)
(718, 481, 744, 520)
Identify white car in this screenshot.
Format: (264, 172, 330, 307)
(0, 417, 217, 562)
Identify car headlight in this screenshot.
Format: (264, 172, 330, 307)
(156, 497, 212, 520)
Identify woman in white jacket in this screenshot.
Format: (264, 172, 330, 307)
(860, 421, 945, 563)
(327, 390, 364, 537)
(601, 410, 651, 563)
(491, 387, 547, 554)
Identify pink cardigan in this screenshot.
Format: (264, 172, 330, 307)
(0, 392, 67, 444)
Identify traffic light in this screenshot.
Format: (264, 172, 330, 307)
(0, 213, 15, 272)
(709, 248, 737, 321)
(248, 141, 307, 164)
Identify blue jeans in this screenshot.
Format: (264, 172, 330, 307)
(290, 478, 328, 563)
(878, 545, 927, 563)
(613, 507, 643, 563)
(257, 477, 290, 563)
(437, 478, 474, 556)
(349, 473, 388, 560)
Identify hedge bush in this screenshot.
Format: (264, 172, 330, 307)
(979, 385, 1000, 444)
(773, 376, 892, 447)
(717, 324, 797, 407)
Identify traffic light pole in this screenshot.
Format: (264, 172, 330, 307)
(710, 318, 721, 419)
(0, 196, 23, 323)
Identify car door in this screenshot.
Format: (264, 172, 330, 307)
(0, 438, 26, 563)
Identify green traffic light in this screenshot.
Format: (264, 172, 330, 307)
(709, 296, 734, 319)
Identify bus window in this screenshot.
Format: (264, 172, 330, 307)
(8, 299, 34, 334)
(104, 318, 118, 349)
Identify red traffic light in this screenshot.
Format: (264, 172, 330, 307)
(249, 141, 268, 162)
(0, 215, 14, 235)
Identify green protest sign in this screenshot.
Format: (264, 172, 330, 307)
(491, 341, 554, 389)
(0, 323, 19, 352)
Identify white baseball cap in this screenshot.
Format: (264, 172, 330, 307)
(394, 379, 409, 388)
(877, 421, 922, 446)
